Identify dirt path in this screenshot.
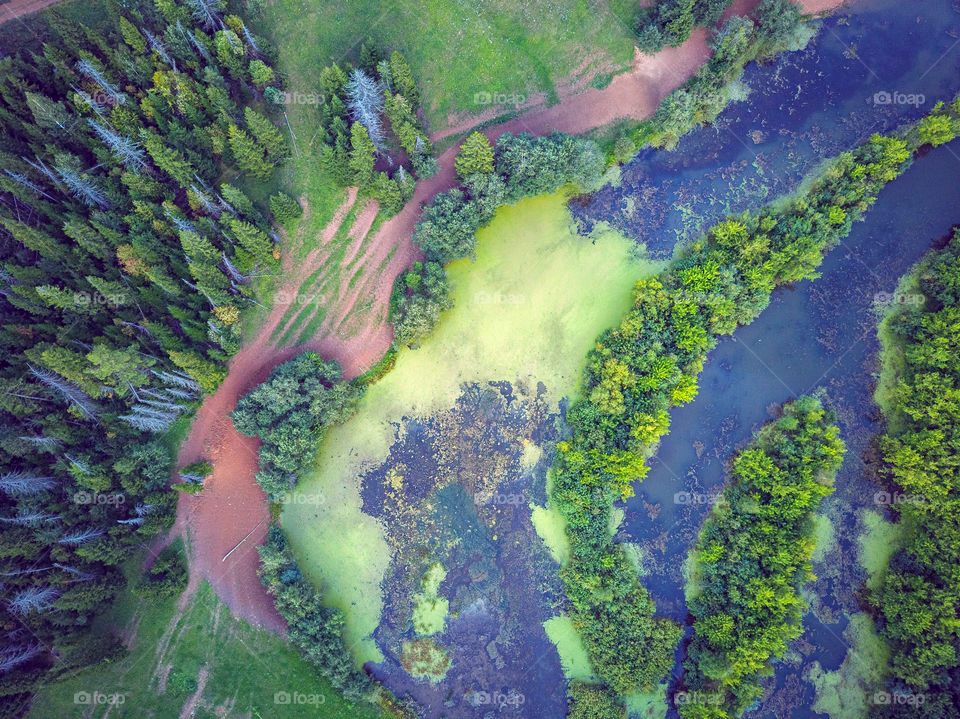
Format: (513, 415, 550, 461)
(0, 0, 63, 24)
(175, 0, 848, 639)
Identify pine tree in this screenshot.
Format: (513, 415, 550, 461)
(227, 124, 272, 180)
(88, 119, 146, 171)
(141, 129, 194, 186)
(75, 58, 126, 105)
(0, 472, 56, 496)
(118, 16, 147, 53)
(346, 69, 385, 149)
(220, 183, 257, 218)
(455, 131, 495, 179)
(243, 107, 289, 162)
(359, 40, 382, 75)
(229, 219, 274, 263)
(187, 0, 225, 31)
(349, 122, 376, 187)
(390, 51, 420, 107)
(168, 350, 227, 393)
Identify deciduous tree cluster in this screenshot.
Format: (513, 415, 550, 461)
(679, 397, 845, 717)
(870, 227, 960, 717)
(258, 526, 372, 702)
(231, 352, 362, 500)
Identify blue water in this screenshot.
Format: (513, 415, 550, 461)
(590, 1, 960, 715)
(623, 140, 960, 717)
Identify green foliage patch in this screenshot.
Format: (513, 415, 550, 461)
(679, 397, 845, 717)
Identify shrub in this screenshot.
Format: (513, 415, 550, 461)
(269, 192, 303, 224)
(132, 545, 188, 599)
(390, 262, 453, 346)
(232, 352, 362, 500)
(568, 682, 626, 719)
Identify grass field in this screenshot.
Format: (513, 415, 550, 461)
(283, 189, 661, 666)
(28, 554, 382, 719)
(259, 0, 638, 131)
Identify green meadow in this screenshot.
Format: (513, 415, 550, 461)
(259, 0, 637, 130)
(282, 189, 662, 664)
(28, 556, 381, 719)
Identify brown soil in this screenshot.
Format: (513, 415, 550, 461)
(0, 0, 63, 24)
(174, 0, 848, 637)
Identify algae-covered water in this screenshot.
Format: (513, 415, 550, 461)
(283, 191, 656, 716)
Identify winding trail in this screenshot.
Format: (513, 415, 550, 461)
(172, 0, 847, 636)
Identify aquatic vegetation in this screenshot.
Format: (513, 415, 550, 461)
(856, 509, 903, 593)
(679, 396, 846, 716)
(543, 616, 595, 681)
(411, 563, 449, 636)
(284, 191, 654, 663)
(400, 638, 452, 684)
(807, 613, 890, 719)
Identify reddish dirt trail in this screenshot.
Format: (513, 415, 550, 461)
(175, 0, 848, 636)
(0, 0, 63, 24)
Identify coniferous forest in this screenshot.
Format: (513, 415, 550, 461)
(0, 0, 286, 704)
